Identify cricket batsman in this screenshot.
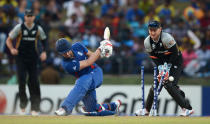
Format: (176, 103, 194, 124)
(54, 28, 121, 116)
(135, 21, 194, 116)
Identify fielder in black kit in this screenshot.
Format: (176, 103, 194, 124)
(6, 9, 47, 115)
(135, 21, 194, 116)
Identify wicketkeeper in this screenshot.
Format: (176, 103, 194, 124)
(135, 21, 194, 116)
(54, 36, 121, 116)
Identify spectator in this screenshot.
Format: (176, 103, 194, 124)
(184, 0, 204, 21)
(64, 13, 80, 37)
(63, 0, 86, 23)
(46, 0, 62, 22)
(144, 8, 160, 23)
(0, 7, 7, 60)
(129, 16, 148, 38)
(32, 0, 45, 23)
(205, 29, 210, 46)
(0, 0, 18, 11)
(155, 0, 175, 24)
(195, 44, 210, 76)
(17, 0, 27, 22)
(40, 59, 60, 84)
(138, 0, 154, 14)
(182, 43, 197, 68)
(200, 10, 210, 29)
(101, 0, 112, 16)
(126, 1, 144, 22)
(171, 18, 188, 45)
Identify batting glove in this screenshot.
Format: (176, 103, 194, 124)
(99, 40, 113, 58)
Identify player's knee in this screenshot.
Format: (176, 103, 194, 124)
(75, 84, 88, 92)
(164, 82, 173, 89)
(179, 89, 185, 98)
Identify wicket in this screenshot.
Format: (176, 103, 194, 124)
(140, 63, 171, 116)
(141, 66, 145, 115)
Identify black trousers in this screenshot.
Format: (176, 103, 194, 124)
(145, 63, 192, 111)
(16, 56, 41, 111)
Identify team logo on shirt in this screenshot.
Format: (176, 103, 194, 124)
(23, 30, 28, 35)
(160, 43, 162, 47)
(73, 66, 76, 71)
(78, 52, 83, 56)
(169, 40, 175, 45)
(152, 44, 156, 49)
(32, 30, 36, 35)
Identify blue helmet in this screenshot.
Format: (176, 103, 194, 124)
(148, 20, 161, 28)
(56, 38, 72, 54)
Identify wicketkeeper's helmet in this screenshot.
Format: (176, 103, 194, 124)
(56, 38, 72, 54)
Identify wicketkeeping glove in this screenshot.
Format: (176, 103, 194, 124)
(157, 64, 170, 82)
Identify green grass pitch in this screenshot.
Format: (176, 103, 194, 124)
(0, 115, 210, 124)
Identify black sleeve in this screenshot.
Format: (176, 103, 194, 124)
(41, 39, 47, 51)
(168, 44, 179, 64)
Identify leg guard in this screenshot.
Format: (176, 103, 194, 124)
(164, 82, 192, 110)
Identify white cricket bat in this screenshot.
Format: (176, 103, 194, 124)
(104, 27, 110, 40)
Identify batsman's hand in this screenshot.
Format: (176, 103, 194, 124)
(99, 40, 113, 58)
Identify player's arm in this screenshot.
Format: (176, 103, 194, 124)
(79, 48, 101, 70)
(167, 43, 179, 64)
(38, 25, 47, 61)
(86, 50, 94, 57)
(38, 26, 47, 51)
(162, 33, 179, 64)
(6, 24, 21, 55)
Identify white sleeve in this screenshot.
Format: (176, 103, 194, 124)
(144, 36, 152, 52)
(38, 26, 47, 40)
(161, 32, 176, 49)
(9, 24, 21, 40)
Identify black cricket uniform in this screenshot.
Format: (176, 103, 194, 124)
(144, 32, 192, 111)
(9, 23, 47, 111)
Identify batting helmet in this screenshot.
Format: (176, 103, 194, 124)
(148, 20, 161, 28)
(56, 38, 72, 54)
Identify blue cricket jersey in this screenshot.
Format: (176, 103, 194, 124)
(61, 42, 98, 78)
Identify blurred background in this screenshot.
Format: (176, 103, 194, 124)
(0, 0, 209, 85)
(0, 0, 209, 116)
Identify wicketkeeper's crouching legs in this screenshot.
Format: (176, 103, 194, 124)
(164, 82, 192, 110)
(144, 65, 192, 115)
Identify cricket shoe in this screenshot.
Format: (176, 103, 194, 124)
(19, 108, 26, 115)
(31, 111, 40, 116)
(55, 108, 67, 116)
(114, 100, 121, 114)
(135, 108, 149, 116)
(180, 108, 194, 116)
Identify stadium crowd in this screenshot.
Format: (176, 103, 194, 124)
(0, 0, 210, 84)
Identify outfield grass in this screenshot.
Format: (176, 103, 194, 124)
(0, 115, 210, 124)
